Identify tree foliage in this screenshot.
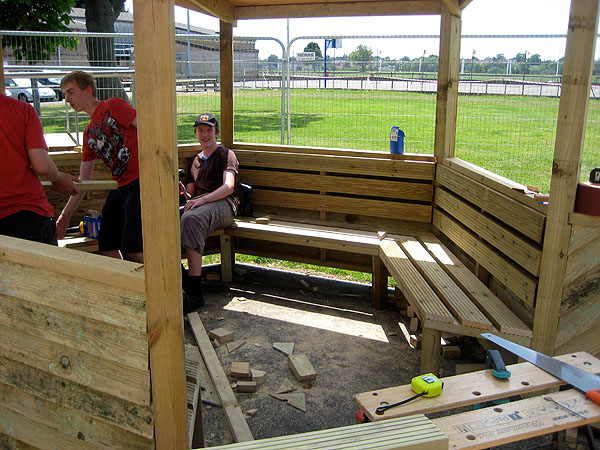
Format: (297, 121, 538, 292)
(0, 0, 78, 63)
(349, 45, 374, 72)
(304, 42, 322, 58)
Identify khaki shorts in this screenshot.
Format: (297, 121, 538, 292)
(180, 198, 234, 254)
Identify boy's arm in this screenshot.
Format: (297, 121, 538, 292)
(28, 148, 80, 195)
(56, 160, 96, 239)
(183, 171, 235, 212)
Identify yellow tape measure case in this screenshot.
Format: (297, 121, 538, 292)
(411, 373, 443, 397)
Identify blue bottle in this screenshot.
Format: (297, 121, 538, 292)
(390, 127, 405, 154)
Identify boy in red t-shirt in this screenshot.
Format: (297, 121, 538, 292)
(58, 71, 143, 263)
(0, 94, 80, 244)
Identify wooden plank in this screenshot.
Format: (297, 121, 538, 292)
(238, 169, 434, 202)
(0, 294, 148, 372)
(555, 323, 600, 357)
(236, 1, 441, 20)
(398, 237, 493, 330)
(40, 179, 117, 190)
(228, 219, 382, 255)
(436, 164, 546, 243)
(232, 142, 436, 162)
(0, 325, 150, 405)
(533, 0, 600, 355)
(441, 157, 548, 213)
(354, 352, 600, 422)
(187, 312, 254, 442)
(205, 415, 447, 450)
(0, 235, 145, 293)
(371, 256, 388, 310)
(379, 241, 454, 324)
(433, 209, 538, 307)
(235, 149, 435, 180)
(434, 389, 600, 450)
(0, 383, 153, 450)
(435, 187, 542, 276)
(0, 259, 146, 333)
(176, 0, 235, 24)
(133, 1, 188, 449)
(251, 189, 432, 223)
(0, 357, 154, 438)
(564, 223, 600, 286)
(184, 345, 205, 448)
(419, 234, 531, 338)
(434, 0, 461, 161)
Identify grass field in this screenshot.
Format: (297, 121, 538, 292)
(41, 87, 600, 193)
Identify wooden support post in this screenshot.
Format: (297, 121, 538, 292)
(220, 235, 233, 282)
(433, 0, 461, 163)
(220, 21, 234, 148)
(371, 256, 388, 310)
(420, 328, 442, 375)
(133, 1, 188, 449)
(533, 0, 600, 355)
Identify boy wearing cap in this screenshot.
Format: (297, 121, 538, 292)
(180, 113, 239, 312)
(57, 71, 143, 263)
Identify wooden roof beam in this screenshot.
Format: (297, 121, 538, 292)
(442, 0, 460, 16)
(236, 1, 441, 20)
(176, 0, 237, 25)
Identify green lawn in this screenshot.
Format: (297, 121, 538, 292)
(42, 87, 600, 193)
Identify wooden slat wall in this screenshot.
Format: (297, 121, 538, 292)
(554, 215, 600, 357)
(433, 161, 544, 312)
(0, 236, 153, 450)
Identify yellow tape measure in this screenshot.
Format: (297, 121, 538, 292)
(411, 373, 443, 397)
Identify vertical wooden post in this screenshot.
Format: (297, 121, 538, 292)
(133, 1, 188, 449)
(434, 0, 461, 162)
(220, 21, 234, 148)
(372, 256, 389, 310)
(533, 0, 599, 355)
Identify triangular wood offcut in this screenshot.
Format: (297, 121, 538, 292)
(226, 340, 246, 353)
(269, 393, 306, 412)
(273, 342, 294, 355)
(276, 378, 296, 394)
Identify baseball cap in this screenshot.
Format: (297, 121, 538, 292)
(194, 113, 218, 127)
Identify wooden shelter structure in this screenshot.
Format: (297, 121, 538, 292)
(1, 0, 599, 449)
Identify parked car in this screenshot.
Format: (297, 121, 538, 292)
(37, 77, 64, 100)
(5, 78, 57, 102)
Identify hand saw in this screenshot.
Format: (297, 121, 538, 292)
(481, 333, 600, 406)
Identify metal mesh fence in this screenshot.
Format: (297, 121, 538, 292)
(2, 30, 599, 191)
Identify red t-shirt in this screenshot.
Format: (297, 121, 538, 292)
(0, 95, 54, 220)
(82, 98, 139, 187)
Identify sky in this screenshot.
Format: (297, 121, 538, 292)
(123, 1, 590, 61)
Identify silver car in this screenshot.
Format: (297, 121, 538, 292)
(5, 78, 57, 102)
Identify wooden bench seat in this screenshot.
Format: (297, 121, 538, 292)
(379, 233, 531, 374)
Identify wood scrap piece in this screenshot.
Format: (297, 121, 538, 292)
(236, 381, 257, 393)
(276, 379, 296, 394)
(273, 342, 294, 355)
(251, 369, 267, 385)
(226, 340, 245, 353)
(377, 231, 387, 240)
(442, 345, 461, 359)
(230, 362, 251, 379)
(184, 345, 205, 448)
(208, 327, 234, 344)
(270, 393, 306, 412)
(185, 344, 220, 406)
(187, 312, 254, 442)
(288, 354, 317, 382)
(255, 215, 271, 224)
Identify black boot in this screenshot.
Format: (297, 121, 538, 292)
(181, 264, 190, 291)
(183, 276, 205, 314)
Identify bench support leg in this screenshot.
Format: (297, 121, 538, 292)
(371, 256, 388, 310)
(220, 235, 233, 282)
(421, 328, 442, 375)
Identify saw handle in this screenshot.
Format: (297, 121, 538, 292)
(588, 388, 600, 405)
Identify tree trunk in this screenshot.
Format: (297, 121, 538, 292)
(84, 0, 128, 101)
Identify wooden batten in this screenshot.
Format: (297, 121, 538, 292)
(133, 0, 188, 449)
(533, 0, 600, 355)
